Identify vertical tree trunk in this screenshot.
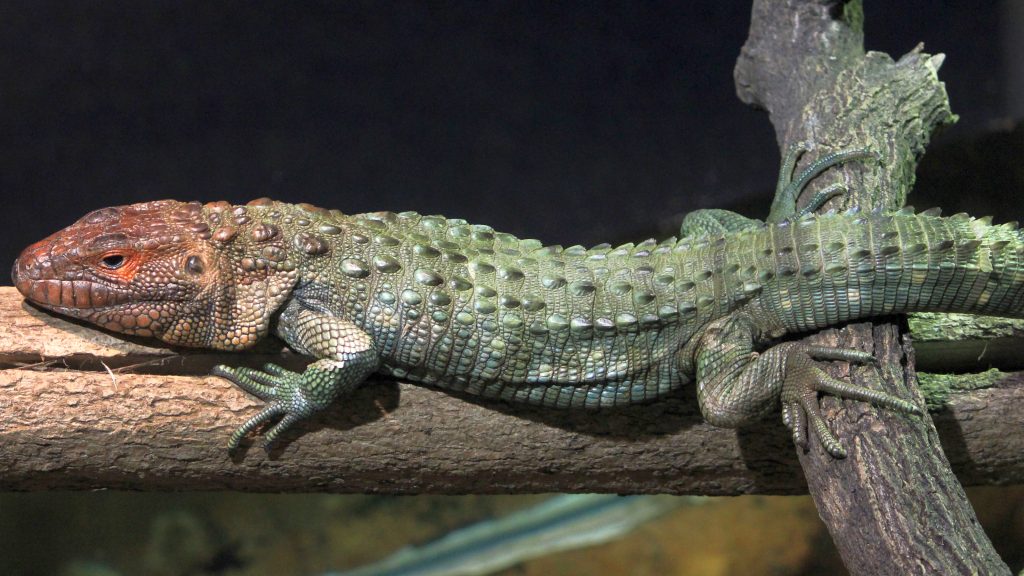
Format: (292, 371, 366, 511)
(735, 1, 1010, 573)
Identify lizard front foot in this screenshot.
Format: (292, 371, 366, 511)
(779, 344, 922, 458)
(213, 361, 339, 451)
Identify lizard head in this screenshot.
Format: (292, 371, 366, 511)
(12, 199, 300, 350)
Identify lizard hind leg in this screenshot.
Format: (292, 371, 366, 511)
(777, 344, 921, 458)
(675, 142, 874, 238)
(678, 208, 764, 238)
(767, 142, 877, 223)
(688, 315, 922, 458)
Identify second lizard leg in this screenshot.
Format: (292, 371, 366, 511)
(767, 142, 876, 223)
(686, 314, 921, 458)
(677, 143, 875, 238)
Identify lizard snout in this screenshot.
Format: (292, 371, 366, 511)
(12, 238, 52, 293)
(11, 238, 107, 309)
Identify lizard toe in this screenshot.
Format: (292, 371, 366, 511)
(212, 364, 287, 398)
(217, 359, 353, 451)
(779, 344, 919, 458)
(228, 401, 287, 450)
(262, 363, 296, 377)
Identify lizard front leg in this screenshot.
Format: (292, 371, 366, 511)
(685, 314, 921, 458)
(213, 306, 380, 450)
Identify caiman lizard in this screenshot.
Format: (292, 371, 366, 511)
(12, 146, 1024, 457)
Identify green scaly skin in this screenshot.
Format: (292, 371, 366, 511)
(13, 145, 1024, 457)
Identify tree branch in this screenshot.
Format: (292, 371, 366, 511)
(1, 287, 1022, 494)
(736, 0, 1009, 574)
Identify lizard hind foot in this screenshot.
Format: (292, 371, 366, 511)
(779, 344, 922, 458)
(768, 142, 877, 223)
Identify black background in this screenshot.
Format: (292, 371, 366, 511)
(0, 1, 1015, 271)
(1, 3, 1022, 575)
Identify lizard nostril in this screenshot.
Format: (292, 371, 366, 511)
(12, 240, 58, 298)
(12, 260, 35, 299)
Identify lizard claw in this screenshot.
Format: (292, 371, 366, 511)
(226, 401, 286, 451)
(779, 344, 921, 458)
(213, 364, 284, 400)
(213, 357, 368, 451)
(768, 143, 877, 223)
(213, 363, 321, 451)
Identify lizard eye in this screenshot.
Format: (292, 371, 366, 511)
(185, 255, 205, 275)
(99, 254, 125, 270)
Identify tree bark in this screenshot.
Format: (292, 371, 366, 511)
(736, 0, 1010, 574)
(1, 287, 1022, 496)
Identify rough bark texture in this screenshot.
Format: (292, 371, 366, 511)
(1, 287, 1022, 495)
(736, 1, 1010, 574)
(910, 313, 1024, 372)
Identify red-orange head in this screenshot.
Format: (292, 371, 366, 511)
(13, 200, 299, 350)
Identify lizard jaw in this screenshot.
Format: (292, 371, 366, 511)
(14, 276, 128, 311)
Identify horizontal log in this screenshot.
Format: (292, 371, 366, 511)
(910, 313, 1024, 372)
(1, 286, 1021, 493)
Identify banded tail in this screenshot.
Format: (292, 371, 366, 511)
(745, 208, 1024, 335)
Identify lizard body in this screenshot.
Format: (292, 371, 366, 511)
(13, 148, 1024, 456)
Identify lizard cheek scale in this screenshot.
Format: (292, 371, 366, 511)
(12, 144, 1024, 457)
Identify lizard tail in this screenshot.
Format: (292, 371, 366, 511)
(751, 209, 1024, 334)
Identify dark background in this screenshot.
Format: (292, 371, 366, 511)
(1, 1, 1019, 271)
(1, 3, 1023, 575)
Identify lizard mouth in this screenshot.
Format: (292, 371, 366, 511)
(14, 276, 129, 310)
(14, 274, 171, 338)
(12, 242, 133, 310)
